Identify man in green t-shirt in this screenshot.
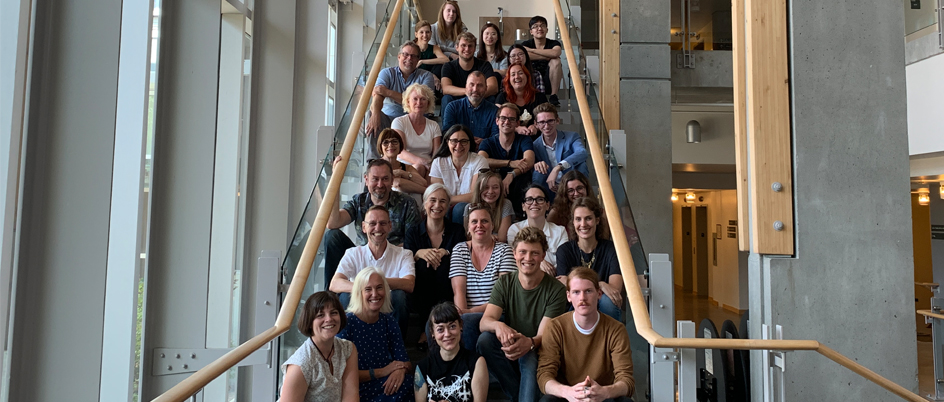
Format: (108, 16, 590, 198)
(478, 227, 568, 402)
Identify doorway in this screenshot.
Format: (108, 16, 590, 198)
(680, 205, 709, 295)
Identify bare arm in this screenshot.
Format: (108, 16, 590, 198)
(485, 76, 500, 97)
(471, 357, 489, 402)
(449, 172, 478, 205)
(452, 275, 470, 310)
(386, 275, 415, 293)
(496, 215, 512, 243)
(528, 46, 562, 61)
(414, 366, 429, 402)
(328, 273, 353, 294)
(417, 45, 449, 65)
(341, 347, 361, 402)
(479, 151, 513, 169)
(441, 76, 466, 97)
(480, 303, 518, 346)
(398, 149, 430, 167)
(280, 365, 308, 402)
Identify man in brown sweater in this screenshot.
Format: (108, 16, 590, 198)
(537, 267, 635, 402)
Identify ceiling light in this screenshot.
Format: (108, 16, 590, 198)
(918, 188, 930, 206)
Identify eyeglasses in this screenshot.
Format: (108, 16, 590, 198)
(399, 52, 420, 59)
(497, 116, 518, 122)
(364, 220, 390, 227)
(381, 139, 400, 146)
(566, 186, 587, 195)
(448, 138, 471, 146)
(530, 23, 547, 30)
(536, 119, 557, 126)
(524, 197, 547, 205)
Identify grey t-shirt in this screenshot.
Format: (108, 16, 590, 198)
(428, 22, 468, 56)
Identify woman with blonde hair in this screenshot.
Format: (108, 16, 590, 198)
(429, 0, 467, 60)
(391, 83, 440, 177)
(462, 171, 513, 243)
(337, 268, 412, 402)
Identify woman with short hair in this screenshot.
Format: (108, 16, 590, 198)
(415, 302, 489, 402)
(280, 291, 359, 402)
(337, 268, 413, 402)
(391, 83, 440, 177)
(377, 128, 427, 203)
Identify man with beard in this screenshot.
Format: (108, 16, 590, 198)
(478, 227, 567, 402)
(442, 71, 499, 144)
(537, 267, 635, 402)
(441, 32, 499, 117)
(325, 158, 421, 291)
(330, 205, 415, 337)
(364, 42, 437, 158)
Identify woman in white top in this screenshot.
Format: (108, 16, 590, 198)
(280, 291, 359, 402)
(462, 171, 514, 243)
(507, 184, 568, 275)
(429, 125, 488, 223)
(449, 204, 516, 350)
(476, 23, 508, 77)
(391, 83, 440, 177)
(429, 0, 467, 60)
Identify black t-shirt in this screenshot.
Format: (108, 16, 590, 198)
(417, 348, 480, 402)
(522, 38, 562, 69)
(442, 58, 495, 88)
(555, 238, 619, 279)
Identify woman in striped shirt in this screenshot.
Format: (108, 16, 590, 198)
(449, 203, 517, 351)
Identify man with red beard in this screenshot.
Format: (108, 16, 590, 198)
(536, 267, 635, 402)
(478, 227, 567, 402)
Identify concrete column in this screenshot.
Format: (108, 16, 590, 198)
(618, 1, 671, 401)
(749, 1, 918, 400)
(8, 0, 121, 400)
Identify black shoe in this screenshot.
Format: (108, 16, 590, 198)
(550, 94, 561, 107)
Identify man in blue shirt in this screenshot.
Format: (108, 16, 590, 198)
(532, 103, 589, 193)
(364, 42, 436, 157)
(479, 103, 535, 215)
(442, 71, 499, 145)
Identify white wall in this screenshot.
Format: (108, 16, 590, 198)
(671, 109, 736, 165)
(906, 52, 944, 156)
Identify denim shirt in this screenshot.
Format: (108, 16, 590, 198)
(442, 97, 500, 140)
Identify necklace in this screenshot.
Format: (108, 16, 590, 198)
(311, 337, 335, 362)
(579, 246, 596, 269)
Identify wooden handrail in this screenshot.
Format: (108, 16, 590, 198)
(549, 2, 923, 401)
(151, 0, 406, 400)
(918, 309, 944, 321)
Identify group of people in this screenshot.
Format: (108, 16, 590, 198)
(279, 3, 637, 402)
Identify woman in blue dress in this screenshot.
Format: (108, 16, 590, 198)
(337, 267, 413, 402)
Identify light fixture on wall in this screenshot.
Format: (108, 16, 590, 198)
(671, 192, 679, 202)
(918, 188, 931, 206)
(685, 192, 696, 203)
(939, 182, 943, 199)
(686, 120, 702, 143)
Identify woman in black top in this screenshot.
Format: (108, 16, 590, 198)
(404, 184, 467, 345)
(415, 302, 488, 402)
(555, 197, 624, 322)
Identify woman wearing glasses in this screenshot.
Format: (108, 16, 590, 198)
(507, 184, 568, 276)
(449, 203, 516, 351)
(495, 64, 547, 138)
(555, 197, 623, 321)
(506, 44, 545, 95)
(462, 171, 513, 243)
(391, 84, 440, 177)
(547, 170, 593, 240)
(377, 128, 427, 204)
(429, 125, 488, 224)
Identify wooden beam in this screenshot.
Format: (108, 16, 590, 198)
(732, 0, 749, 251)
(600, 0, 620, 130)
(744, 0, 794, 255)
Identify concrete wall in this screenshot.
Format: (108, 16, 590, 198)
(671, 110, 736, 165)
(749, 0, 919, 399)
(906, 53, 944, 156)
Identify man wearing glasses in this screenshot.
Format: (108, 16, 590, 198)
(531, 103, 589, 193)
(522, 16, 563, 106)
(329, 205, 416, 337)
(365, 42, 437, 158)
(478, 103, 536, 213)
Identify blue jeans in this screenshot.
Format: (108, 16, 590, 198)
(599, 294, 623, 323)
(477, 331, 540, 402)
(339, 289, 410, 338)
(451, 202, 469, 225)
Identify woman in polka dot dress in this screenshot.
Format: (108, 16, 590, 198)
(337, 267, 413, 402)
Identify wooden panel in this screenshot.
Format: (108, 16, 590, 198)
(600, 0, 620, 129)
(731, 0, 749, 251)
(744, 0, 794, 255)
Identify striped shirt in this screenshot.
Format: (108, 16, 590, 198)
(449, 242, 517, 308)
